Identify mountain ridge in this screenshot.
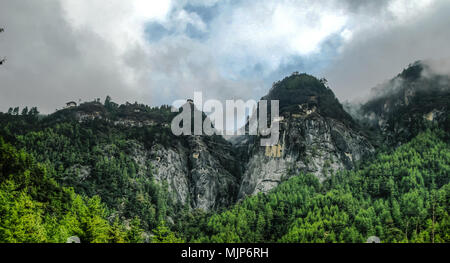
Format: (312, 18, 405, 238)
(1, 61, 449, 239)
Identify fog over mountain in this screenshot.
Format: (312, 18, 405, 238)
(1, 0, 450, 113)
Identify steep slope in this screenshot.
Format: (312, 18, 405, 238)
(0, 101, 240, 231)
(237, 73, 374, 199)
(182, 129, 450, 243)
(148, 102, 240, 211)
(3, 62, 446, 224)
(357, 61, 450, 146)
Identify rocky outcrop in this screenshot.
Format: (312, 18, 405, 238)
(186, 136, 239, 210)
(144, 73, 376, 204)
(55, 73, 382, 211)
(147, 136, 239, 211)
(234, 73, 375, 199)
(53, 100, 241, 211)
(149, 143, 191, 205)
(237, 108, 374, 199)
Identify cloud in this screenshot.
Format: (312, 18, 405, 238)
(424, 58, 450, 77)
(0, 0, 149, 113)
(323, 0, 450, 101)
(206, 0, 348, 79)
(1, 0, 449, 115)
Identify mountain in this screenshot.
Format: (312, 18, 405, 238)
(356, 61, 450, 146)
(0, 101, 240, 232)
(0, 62, 449, 243)
(237, 73, 374, 199)
(1, 73, 377, 217)
(181, 129, 450, 243)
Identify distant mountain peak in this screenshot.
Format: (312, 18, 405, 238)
(359, 61, 450, 145)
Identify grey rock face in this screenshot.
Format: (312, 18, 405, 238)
(147, 136, 239, 211)
(187, 136, 238, 210)
(149, 143, 191, 205)
(77, 137, 239, 211)
(63, 75, 378, 212)
(233, 73, 375, 199)
(144, 74, 377, 207)
(238, 111, 374, 199)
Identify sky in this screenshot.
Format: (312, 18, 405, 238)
(1, 0, 450, 114)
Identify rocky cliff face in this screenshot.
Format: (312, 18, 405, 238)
(6, 64, 447, 232)
(121, 133, 240, 211)
(238, 114, 374, 199)
(148, 135, 239, 211)
(236, 73, 374, 199)
(67, 73, 376, 209)
(48, 101, 241, 211)
(358, 61, 450, 146)
(41, 73, 386, 212)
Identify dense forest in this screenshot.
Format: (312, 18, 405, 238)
(1, 103, 448, 242)
(0, 68, 448, 242)
(177, 129, 449, 243)
(1, 0, 449, 245)
(0, 103, 187, 242)
(0, 135, 193, 243)
(0, 136, 142, 242)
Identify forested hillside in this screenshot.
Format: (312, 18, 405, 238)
(177, 129, 449, 243)
(0, 103, 182, 232)
(1, 65, 448, 243)
(2, 0, 449, 246)
(0, 137, 145, 242)
(0, 100, 238, 240)
(1, 113, 448, 243)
